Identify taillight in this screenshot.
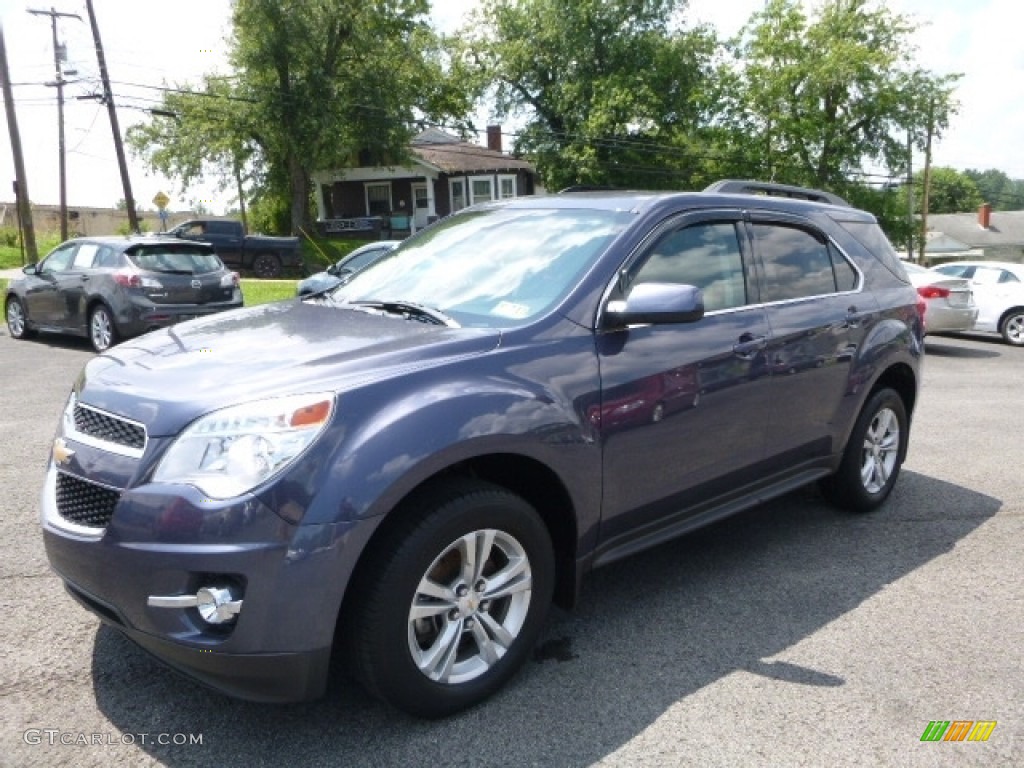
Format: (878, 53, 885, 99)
(113, 269, 141, 288)
(917, 285, 950, 299)
(915, 295, 927, 329)
(114, 269, 160, 289)
(220, 271, 240, 288)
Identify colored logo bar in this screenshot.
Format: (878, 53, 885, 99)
(920, 721, 997, 742)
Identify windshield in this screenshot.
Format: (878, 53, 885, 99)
(128, 245, 224, 274)
(328, 206, 633, 327)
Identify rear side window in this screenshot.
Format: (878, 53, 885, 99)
(835, 219, 908, 281)
(630, 221, 749, 312)
(128, 246, 224, 274)
(72, 243, 100, 268)
(754, 223, 848, 302)
(207, 221, 238, 236)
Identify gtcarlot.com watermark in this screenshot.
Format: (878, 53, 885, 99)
(24, 729, 203, 746)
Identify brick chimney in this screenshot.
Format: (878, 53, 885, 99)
(486, 125, 502, 153)
(978, 203, 992, 229)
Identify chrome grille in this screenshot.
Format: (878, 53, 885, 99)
(55, 472, 120, 529)
(73, 403, 146, 451)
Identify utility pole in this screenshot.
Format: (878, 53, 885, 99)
(29, 7, 82, 241)
(905, 131, 914, 262)
(1, 21, 39, 263)
(84, 0, 138, 232)
(917, 98, 935, 265)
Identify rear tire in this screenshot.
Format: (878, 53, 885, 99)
(252, 253, 282, 279)
(346, 479, 554, 718)
(821, 388, 908, 513)
(89, 304, 119, 353)
(1000, 310, 1024, 346)
(5, 297, 35, 340)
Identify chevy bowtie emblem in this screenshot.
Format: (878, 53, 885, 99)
(52, 438, 75, 466)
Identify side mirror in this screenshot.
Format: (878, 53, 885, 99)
(605, 282, 704, 327)
(22, 263, 39, 276)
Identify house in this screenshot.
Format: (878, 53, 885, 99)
(312, 127, 540, 237)
(923, 204, 1024, 265)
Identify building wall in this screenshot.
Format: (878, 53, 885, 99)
(0, 202, 205, 237)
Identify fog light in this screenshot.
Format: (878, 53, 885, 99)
(148, 585, 243, 625)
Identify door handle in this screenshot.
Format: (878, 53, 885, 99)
(844, 306, 870, 328)
(733, 333, 767, 359)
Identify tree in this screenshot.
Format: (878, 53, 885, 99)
(964, 168, 1024, 211)
(718, 0, 960, 196)
(128, 0, 474, 234)
(459, 0, 719, 190)
(918, 167, 983, 214)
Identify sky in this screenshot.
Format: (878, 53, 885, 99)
(1, 0, 1021, 215)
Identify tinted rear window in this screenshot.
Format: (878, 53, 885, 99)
(127, 246, 224, 274)
(834, 220, 908, 282)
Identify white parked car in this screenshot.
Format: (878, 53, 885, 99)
(902, 262, 977, 334)
(930, 261, 1024, 346)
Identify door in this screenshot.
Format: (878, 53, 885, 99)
(412, 183, 430, 230)
(597, 212, 773, 544)
(23, 242, 78, 328)
(58, 242, 104, 332)
(749, 215, 875, 464)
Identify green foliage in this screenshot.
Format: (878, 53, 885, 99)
(115, 220, 150, 236)
(964, 168, 1024, 210)
(460, 0, 719, 190)
(921, 167, 983, 214)
(0, 230, 64, 267)
(717, 0, 960, 189)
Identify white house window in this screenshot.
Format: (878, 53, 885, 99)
(451, 179, 467, 212)
(365, 182, 392, 216)
(470, 175, 494, 205)
(499, 174, 517, 199)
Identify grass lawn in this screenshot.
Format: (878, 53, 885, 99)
(241, 279, 299, 306)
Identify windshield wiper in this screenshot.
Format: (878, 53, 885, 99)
(347, 299, 459, 328)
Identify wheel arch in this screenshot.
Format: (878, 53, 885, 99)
(998, 305, 1024, 332)
(868, 361, 918, 422)
(342, 453, 579, 619)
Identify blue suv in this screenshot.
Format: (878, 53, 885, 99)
(41, 181, 923, 717)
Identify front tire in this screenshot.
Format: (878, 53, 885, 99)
(821, 388, 908, 513)
(6, 297, 35, 340)
(346, 479, 554, 718)
(1000, 310, 1024, 346)
(89, 304, 119, 353)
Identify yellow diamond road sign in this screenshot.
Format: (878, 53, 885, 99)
(153, 191, 170, 210)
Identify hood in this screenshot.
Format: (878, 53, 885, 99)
(77, 299, 500, 436)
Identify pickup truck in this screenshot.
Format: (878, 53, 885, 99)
(166, 219, 304, 278)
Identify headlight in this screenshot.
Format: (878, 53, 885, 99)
(152, 393, 334, 499)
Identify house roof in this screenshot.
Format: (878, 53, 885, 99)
(926, 210, 1024, 248)
(410, 128, 535, 175)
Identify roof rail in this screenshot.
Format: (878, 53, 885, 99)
(704, 179, 849, 207)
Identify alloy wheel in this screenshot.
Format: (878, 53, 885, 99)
(407, 528, 532, 685)
(860, 406, 900, 494)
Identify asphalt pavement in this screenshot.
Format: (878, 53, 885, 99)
(0, 330, 1020, 767)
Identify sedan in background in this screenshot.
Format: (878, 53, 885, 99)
(5, 236, 243, 352)
(296, 240, 400, 295)
(902, 262, 978, 335)
(931, 261, 1024, 346)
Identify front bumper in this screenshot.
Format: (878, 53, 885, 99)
(41, 457, 367, 703)
(61, 578, 331, 703)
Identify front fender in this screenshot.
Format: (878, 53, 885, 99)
(301, 332, 602, 533)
